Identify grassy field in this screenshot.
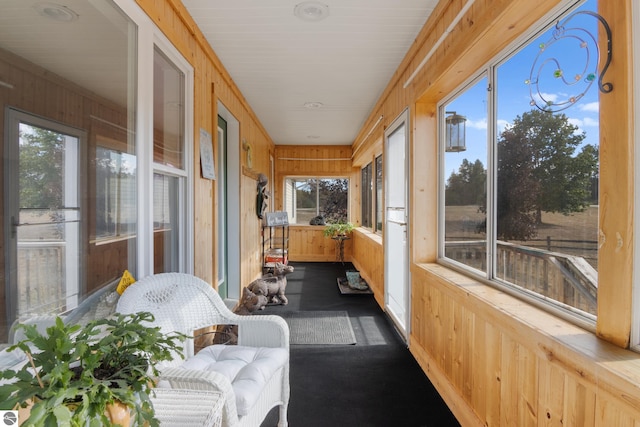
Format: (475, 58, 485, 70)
(445, 205, 598, 266)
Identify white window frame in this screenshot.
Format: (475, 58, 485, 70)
(437, 0, 598, 330)
(114, 0, 194, 277)
(374, 153, 383, 234)
(283, 176, 350, 225)
(361, 163, 373, 229)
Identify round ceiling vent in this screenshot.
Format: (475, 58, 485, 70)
(34, 2, 79, 22)
(304, 102, 324, 109)
(294, 1, 329, 22)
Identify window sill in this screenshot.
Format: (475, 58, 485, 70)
(353, 227, 382, 244)
(413, 262, 640, 408)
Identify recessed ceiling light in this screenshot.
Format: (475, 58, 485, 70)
(294, 2, 329, 22)
(34, 2, 79, 22)
(304, 102, 324, 109)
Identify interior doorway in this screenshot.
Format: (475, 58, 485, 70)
(217, 102, 241, 299)
(217, 116, 228, 298)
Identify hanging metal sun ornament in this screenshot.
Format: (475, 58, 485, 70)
(525, 10, 612, 113)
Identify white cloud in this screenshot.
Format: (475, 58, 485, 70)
(497, 119, 510, 134)
(582, 117, 598, 127)
(578, 102, 599, 113)
(567, 118, 583, 128)
(466, 118, 487, 130)
(537, 92, 559, 104)
(527, 92, 561, 110)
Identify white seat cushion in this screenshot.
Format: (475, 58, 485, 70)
(180, 344, 288, 416)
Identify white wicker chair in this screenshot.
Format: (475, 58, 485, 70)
(116, 273, 290, 427)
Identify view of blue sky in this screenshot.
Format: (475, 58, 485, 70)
(444, 0, 600, 178)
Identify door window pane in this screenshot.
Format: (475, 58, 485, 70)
(16, 122, 80, 319)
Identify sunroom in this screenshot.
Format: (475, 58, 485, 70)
(0, 0, 639, 425)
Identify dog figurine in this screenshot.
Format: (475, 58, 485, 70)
(233, 286, 269, 315)
(208, 287, 268, 346)
(248, 262, 295, 306)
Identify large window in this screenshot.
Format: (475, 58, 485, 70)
(0, 0, 193, 341)
(284, 177, 349, 225)
(375, 155, 383, 233)
(361, 156, 383, 233)
(152, 46, 189, 274)
(440, 0, 599, 320)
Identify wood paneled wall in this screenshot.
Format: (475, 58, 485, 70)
(351, 229, 384, 307)
(288, 226, 352, 263)
(413, 265, 640, 426)
(274, 145, 354, 192)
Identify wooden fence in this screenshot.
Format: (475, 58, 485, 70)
(445, 239, 598, 315)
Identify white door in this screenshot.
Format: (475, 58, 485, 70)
(4, 109, 83, 326)
(384, 109, 410, 340)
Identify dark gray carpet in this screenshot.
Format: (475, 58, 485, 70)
(281, 311, 356, 345)
(260, 262, 461, 427)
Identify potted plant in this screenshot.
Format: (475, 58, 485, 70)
(323, 222, 355, 264)
(322, 221, 355, 239)
(0, 312, 186, 426)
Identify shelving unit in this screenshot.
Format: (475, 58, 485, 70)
(262, 212, 289, 273)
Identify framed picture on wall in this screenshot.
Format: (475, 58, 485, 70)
(199, 128, 216, 180)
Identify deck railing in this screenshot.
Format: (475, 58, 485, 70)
(16, 242, 68, 319)
(445, 240, 598, 315)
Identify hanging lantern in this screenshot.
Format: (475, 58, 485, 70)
(445, 111, 467, 152)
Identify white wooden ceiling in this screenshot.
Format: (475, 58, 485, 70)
(182, 0, 438, 145)
(0, 0, 438, 146)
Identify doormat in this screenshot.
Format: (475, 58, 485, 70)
(337, 277, 373, 295)
(281, 311, 356, 345)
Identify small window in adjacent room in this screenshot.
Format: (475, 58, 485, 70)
(284, 177, 349, 225)
(375, 155, 383, 233)
(361, 163, 372, 228)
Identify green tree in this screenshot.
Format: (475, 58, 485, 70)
(493, 123, 540, 240)
(319, 178, 348, 223)
(490, 109, 598, 240)
(19, 127, 64, 209)
(295, 179, 317, 208)
(445, 159, 486, 206)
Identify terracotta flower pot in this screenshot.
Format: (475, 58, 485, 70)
(105, 400, 131, 426)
